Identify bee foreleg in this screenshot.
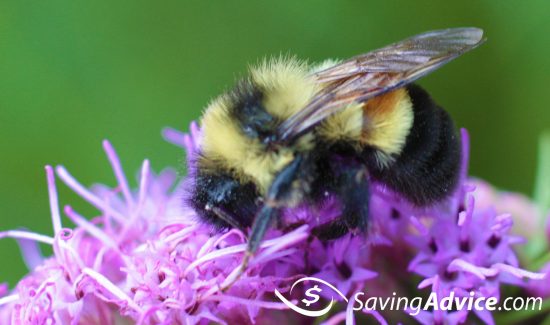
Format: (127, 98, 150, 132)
(220, 157, 306, 292)
(247, 155, 305, 253)
(224, 194, 284, 291)
(247, 206, 278, 254)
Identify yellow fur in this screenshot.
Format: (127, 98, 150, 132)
(317, 103, 364, 145)
(310, 59, 340, 74)
(250, 57, 319, 120)
(361, 88, 414, 167)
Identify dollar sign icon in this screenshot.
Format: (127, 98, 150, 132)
(301, 285, 322, 307)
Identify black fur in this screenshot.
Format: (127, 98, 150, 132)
(365, 84, 461, 205)
(191, 171, 260, 230)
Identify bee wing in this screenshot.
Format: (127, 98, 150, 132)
(277, 27, 484, 141)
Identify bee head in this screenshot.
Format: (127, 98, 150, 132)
(199, 57, 318, 193)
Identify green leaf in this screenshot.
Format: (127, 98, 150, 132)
(534, 131, 550, 224)
(525, 131, 550, 261)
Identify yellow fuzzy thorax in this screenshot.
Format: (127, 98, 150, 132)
(251, 57, 320, 120)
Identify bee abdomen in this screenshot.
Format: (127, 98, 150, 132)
(366, 84, 461, 205)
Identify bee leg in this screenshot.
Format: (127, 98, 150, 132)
(222, 156, 304, 291)
(339, 165, 370, 233)
(221, 204, 279, 292)
(246, 205, 278, 254)
(325, 161, 369, 235)
(310, 160, 369, 239)
(311, 218, 348, 240)
(247, 155, 304, 252)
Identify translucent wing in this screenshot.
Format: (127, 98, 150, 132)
(277, 27, 484, 141)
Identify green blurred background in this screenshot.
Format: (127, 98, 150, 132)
(1, 1, 549, 285)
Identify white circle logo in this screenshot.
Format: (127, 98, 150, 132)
(274, 277, 348, 317)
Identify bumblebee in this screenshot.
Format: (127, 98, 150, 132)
(189, 28, 484, 271)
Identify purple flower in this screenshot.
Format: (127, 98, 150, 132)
(471, 178, 540, 239)
(405, 190, 538, 325)
(0, 122, 546, 324)
(313, 235, 377, 297)
(0, 131, 310, 324)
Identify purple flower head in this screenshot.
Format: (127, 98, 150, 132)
(0, 130, 311, 324)
(313, 235, 377, 298)
(0, 122, 546, 324)
(406, 189, 542, 325)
